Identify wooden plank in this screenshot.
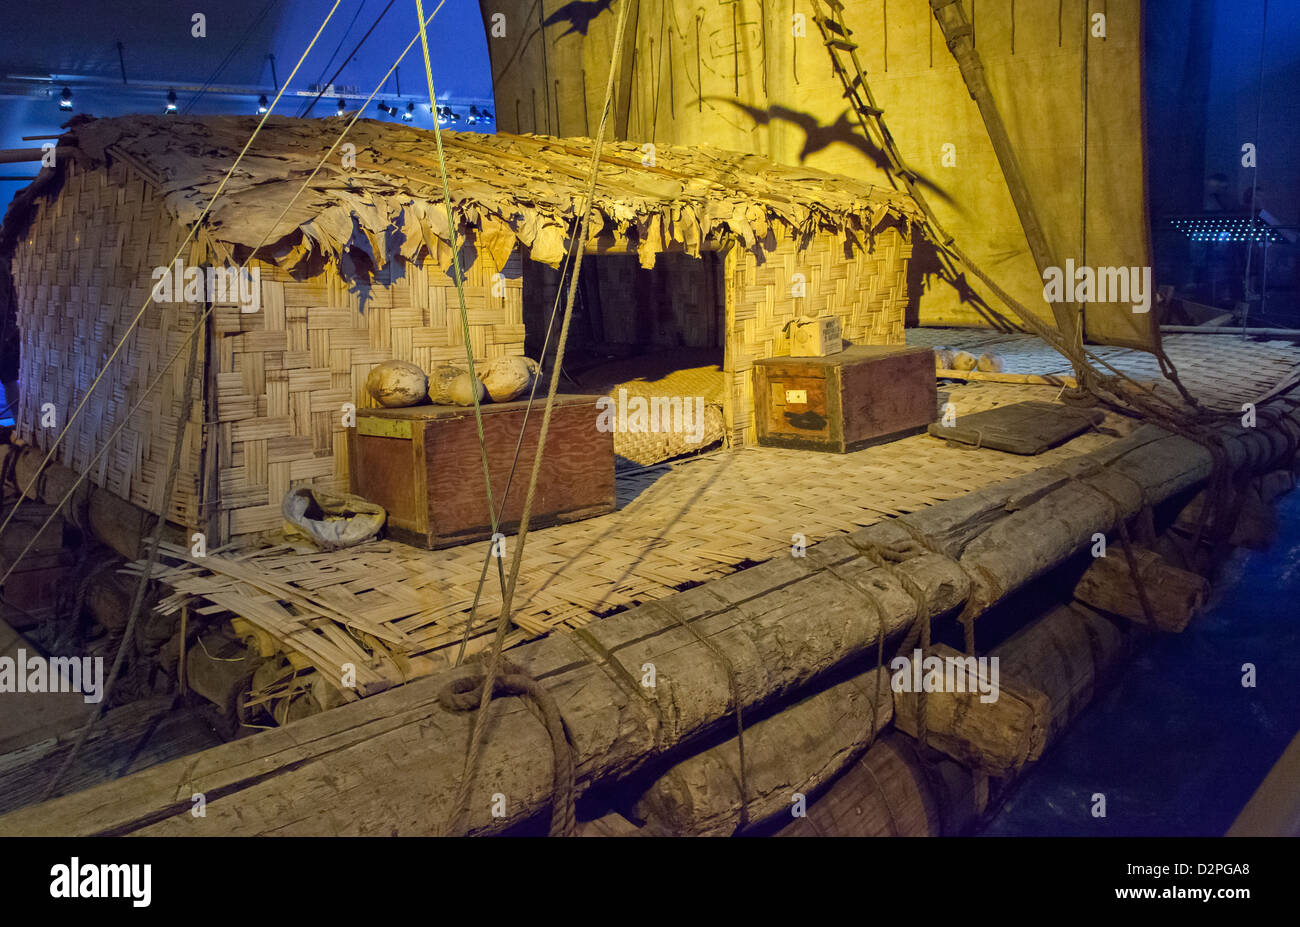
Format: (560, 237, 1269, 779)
(928, 400, 1105, 455)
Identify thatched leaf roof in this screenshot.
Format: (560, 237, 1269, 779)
(37, 115, 921, 273)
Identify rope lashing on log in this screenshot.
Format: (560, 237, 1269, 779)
(1073, 475, 1161, 629)
(853, 569, 892, 755)
(438, 659, 577, 838)
(570, 619, 759, 834)
(1113, 521, 1158, 629)
(853, 539, 936, 745)
(893, 520, 992, 656)
(658, 606, 752, 830)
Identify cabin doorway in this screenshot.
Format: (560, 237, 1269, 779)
(522, 250, 728, 468)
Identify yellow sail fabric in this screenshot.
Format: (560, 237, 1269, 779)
(481, 0, 1154, 349)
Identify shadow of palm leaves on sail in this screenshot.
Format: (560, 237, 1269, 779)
(542, 0, 617, 39)
(705, 98, 958, 208)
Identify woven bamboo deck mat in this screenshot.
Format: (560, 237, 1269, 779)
(146, 331, 1300, 697)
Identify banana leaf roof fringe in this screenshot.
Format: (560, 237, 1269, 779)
(16, 114, 921, 277)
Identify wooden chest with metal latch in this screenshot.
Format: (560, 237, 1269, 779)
(348, 394, 615, 549)
(753, 345, 937, 452)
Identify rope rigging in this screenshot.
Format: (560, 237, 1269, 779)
(436, 0, 635, 838)
(4, 0, 1295, 834)
(807, 0, 1299, 445)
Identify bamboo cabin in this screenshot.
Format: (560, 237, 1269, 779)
(5, 115, 919, 542)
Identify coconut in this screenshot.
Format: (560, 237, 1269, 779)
(446, 370, 487, 406)
(951, 350, 978, 371)
(428, 364, 467, 405)
(365, 360, 428, 407)
(977, 352, 1004, 373)
(480, 355, 541, 403)
(933, 346, 956, 369)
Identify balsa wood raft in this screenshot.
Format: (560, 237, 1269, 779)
(4, 382, 1297, 836)
(136, 376, 1122, 706)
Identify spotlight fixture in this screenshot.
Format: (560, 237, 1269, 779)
(403, 102, 414, 122)
(337, 98, 346, 116)
(377, 102, 395, 117)
(467, 104, 479, 125)
(257, 94, 269, 114)
(59, 87, 73, 111)
(165, 89, 178, 113)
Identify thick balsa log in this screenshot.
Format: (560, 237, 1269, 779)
(631, 666, 892, 836)
(995, 604, 1128, 745)
(956, 421, 1300, 620)
(1073, 547, 1209, 632)
(893, 644, 1049, 776)
(2, 410, 1293, 836)
(781, 604, 1128, 835)
(777, 732, 982, 837)
(577, 812, 652, 837)
(0, 445, 185, 559)
(895, 605, 1127, 776)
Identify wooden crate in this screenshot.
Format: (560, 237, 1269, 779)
(348, 395, 615, 548)
(753, 345, 936, 453)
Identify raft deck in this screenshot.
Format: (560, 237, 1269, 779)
(142, 331, 1300, 697)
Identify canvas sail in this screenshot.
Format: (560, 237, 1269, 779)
(480, 0, 1155, 349)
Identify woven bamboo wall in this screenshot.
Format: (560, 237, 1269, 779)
(12, 160, 205, 525)
(724, 224, 911, 445)
(10, 155, 904, 540)
(213, 248, 524, 539)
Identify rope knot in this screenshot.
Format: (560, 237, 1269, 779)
(441, 657, 577, 838)
(440, 658, 529, 712)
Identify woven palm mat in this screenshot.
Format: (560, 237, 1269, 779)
(146, 333, 1298, 697)
(573, 350, 727, 466)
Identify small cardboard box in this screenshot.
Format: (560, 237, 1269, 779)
(787, 316, 843, 357)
